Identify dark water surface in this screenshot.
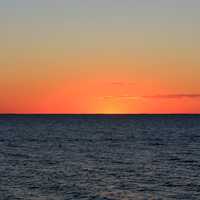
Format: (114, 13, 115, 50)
(0, 114, 200, 200)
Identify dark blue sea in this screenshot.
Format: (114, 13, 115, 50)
(0, 115, 200, 200)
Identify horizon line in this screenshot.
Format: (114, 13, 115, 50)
(0, 113, 200, 115)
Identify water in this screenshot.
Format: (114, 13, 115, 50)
(0, 114, 200, 200)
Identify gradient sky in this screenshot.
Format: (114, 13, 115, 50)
(0, 0, 200, 113)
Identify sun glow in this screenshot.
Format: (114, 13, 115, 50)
(95, 101, 127, 114)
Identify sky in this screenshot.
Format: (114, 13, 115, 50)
(0, 0, 200, 113)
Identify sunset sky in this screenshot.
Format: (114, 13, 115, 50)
(0, 1, 200, 113)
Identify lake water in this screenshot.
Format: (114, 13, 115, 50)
(0, 115, 200, 200)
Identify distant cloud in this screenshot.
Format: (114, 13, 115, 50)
(142, 94, 200, 99)
(100, 95, 139, 100)
(100, 94, 200, 100)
